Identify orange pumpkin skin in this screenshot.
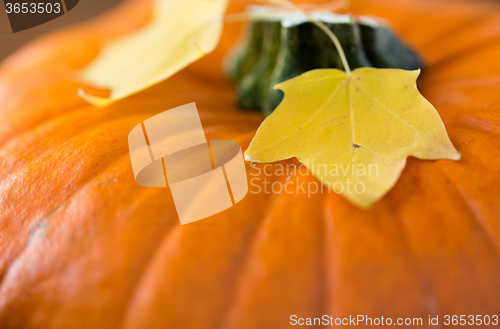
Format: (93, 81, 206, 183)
(0, 0, 499, 328)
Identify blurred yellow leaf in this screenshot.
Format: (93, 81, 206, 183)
(245, 68, 461, 207)
(78, 0, 228, 107)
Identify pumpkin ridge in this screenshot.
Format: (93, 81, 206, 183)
(221, 170, 327, 328)
(453, 180, 500, 254)
(0, 144, 133, 285)
(119, 175, 284, 328)
(95, 132, 275, 328)
(388, 198, 457, 315)
(103, 189, 180, 329)
(0, 95, 88, 150)
(0, 200, 70, 286)
(0, 195, 106, 288)
(322, 206, 339, 316)
(0, 116, 134, 185)
(0, 157, 165, 328)
(420, 16, 485, 49)
(443, 116, 500, 138)
(425, 34, 500, 71)
(220, 210, 274, 328)
(119, 225, 181, 328)
(381, 156, 500, 311)
(323, 195, 442, 317)
(223, 186, 291, 325)
(461, 118, 500, 136)
(0, 112, 149, 183)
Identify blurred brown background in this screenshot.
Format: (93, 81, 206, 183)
(0, 0, 124, 62)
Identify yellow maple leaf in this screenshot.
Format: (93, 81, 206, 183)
(78, 0, 228, 107)
(245, 68, 461, 207)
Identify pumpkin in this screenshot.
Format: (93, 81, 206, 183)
(0, 0, 499, 328)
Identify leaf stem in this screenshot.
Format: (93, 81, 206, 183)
(259, 0, 352, 74)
